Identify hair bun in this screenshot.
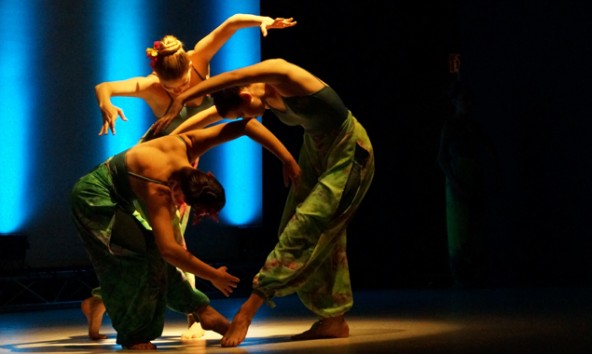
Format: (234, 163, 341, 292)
(159, 36, 183, 56)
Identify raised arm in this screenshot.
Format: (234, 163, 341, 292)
(161, 59, 322, 123)
(192, 14, 296, 67)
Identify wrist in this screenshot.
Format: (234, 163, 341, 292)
(177, 93, 187, 105)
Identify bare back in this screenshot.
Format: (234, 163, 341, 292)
(126, 135, 193, 198)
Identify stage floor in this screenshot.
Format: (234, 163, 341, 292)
(0, 287, 591, 353)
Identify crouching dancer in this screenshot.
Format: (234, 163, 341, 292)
(70, 116, 300, 349)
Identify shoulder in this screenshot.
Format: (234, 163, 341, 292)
(187, 50, 209, 74)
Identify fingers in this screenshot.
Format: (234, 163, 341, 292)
(99, 120, 116, 135)
(98, 123, 108, 136)
(278, 17, 297, 27)
(218, 281, 238, 297)
(216, 266, 239, 297)
(152, 116, 173, 136)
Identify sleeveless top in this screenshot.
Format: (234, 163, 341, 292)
(107, 136, 190, 211)
(268, 85, 349, 135)
(142, 66, 214, 141)
(107, 149, 139, 213)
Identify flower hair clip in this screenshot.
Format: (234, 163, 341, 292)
(145, 41, 162, 69)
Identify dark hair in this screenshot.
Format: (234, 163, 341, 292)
(173, 168, 225, 213)
(211, 86, 243, 117)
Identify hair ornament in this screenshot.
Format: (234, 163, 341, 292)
(145, 41, 162, 69)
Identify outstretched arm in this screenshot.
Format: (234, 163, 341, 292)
(95, 75, 157, 135)
(185, 118, 301, 187)
(164, 59, 324, 121)
(154, 105, 224, 137)
(143, 185, 239, 297)
(193, 14, 296, 65)
(155, 15, 295, 135)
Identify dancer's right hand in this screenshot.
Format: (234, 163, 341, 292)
(98, 104, 127, 135)
(211, 266, 239, 297)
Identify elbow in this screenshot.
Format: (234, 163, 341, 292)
(94, 82, 108, 96)
(266, 58, 288, 66)
(159, 247, 180, 267)
(244, 117, 264, 134)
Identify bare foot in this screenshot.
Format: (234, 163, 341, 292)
(81, 296, 107, 340)
(220, 292, 265, 347)
(291, 316, 350, 341)
(220, 310, 252, 347)
(193, 305, 230, 336)
(123, 342, 157, 350)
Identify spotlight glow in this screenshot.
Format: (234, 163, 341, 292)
(210, 1, 262, 226)
(93, 0, 262, 226)
(96, 0, 153, 159)
(0, 1, 33, 233)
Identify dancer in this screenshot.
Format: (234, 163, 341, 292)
(96, 14, 296, 138)
(438, 79, 501, 287)
(161, 58, 375, 347)
(71, 117, 300, 350)
(84, 13, 296, 340)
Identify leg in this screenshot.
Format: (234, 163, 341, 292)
(292, 228, 353, 340)
(172, 202, 205, 339)
(180, 272, 205, 340)
(81, 294, 107, 340)
(80, 207, 149, 342)
(220, 292, 265, 347)
(71, 167, 164, 349)
(165, 265, 226, 336)
(193, 305, 231, 337)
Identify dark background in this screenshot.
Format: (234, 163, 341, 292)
(257, 0, 592, 290)
(1, 0, 591, 297)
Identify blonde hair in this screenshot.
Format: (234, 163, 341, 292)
(146, 35, 190, 81)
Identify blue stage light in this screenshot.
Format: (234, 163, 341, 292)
(0, 1, 32, 233)
(196, 1, 262, 226)
(96, 0, 262, 226)
(97, 0, 153, 159)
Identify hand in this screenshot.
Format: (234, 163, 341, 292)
(259, 17, 297, 37)
(151, 98, 183, 135)
(149, 115, 176, 137)
(283, 159, 301, 188)
(210, 266, 239, 297)
(98, 104, 127, 135)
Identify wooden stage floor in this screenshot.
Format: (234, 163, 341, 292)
(1, 287, 591, 353)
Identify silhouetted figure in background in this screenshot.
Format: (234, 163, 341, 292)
(438, 80, 501, 288)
